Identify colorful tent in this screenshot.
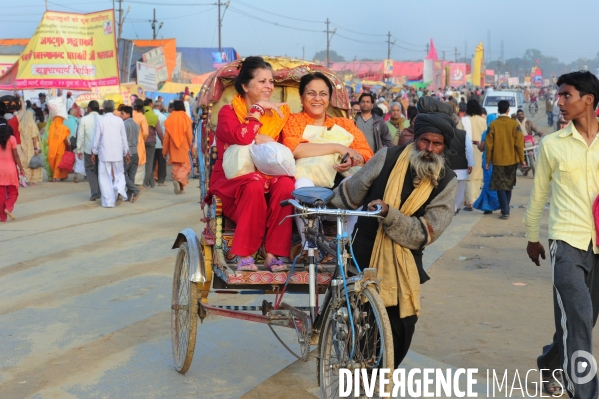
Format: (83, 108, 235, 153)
(159, 81, 203, 94)
(329, 61, 423, 81)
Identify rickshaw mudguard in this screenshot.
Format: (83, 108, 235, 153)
(172, 228, 206, 283)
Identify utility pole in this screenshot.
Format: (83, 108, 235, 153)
(116, 0, 123, 41)
(442, 51, 446, 61)
(487, 30, 491, 63)
(218, 0, 222, 51)
(217, 1, 229, 52)
(45, 0, 48, 11)
(302, 46, 305, 60)
(150, 9, 162, 40)
(454, 47, 459, 63)
(325, 18, 336, 67)
(425, 42, 429, 56)
(465, 41, 468, 61)
(386, 31, 395, 59)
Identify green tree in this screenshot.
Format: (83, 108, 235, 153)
(313, 50, 345, 63)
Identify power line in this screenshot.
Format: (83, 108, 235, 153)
(156, 7, 215, 20)
(330, 23, 386, 37)
(393, 38, 426, 48)
(227, 7, 322, 33)
(124, 0, 213, 5)
(335, 33, 383, 45)
(0, 19, 41, 22)
(233, 0, 321, 24)
(127, 19, 140, 39)
(47, 0, 87, 12)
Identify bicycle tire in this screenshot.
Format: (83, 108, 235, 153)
(171, 243, 199, 374)
(319, 284, 393, 398)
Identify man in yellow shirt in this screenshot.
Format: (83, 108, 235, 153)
(524, 71, 599, 398)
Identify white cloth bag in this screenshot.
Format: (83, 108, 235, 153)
(223, 143, 255, 179)
(294, 124, 354, 187)
(249, 142, 295, 176)
(47, 97, 68, 120)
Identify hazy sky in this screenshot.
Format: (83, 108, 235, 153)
(3, 0, 599, 64)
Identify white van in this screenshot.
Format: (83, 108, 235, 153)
(482, 91, 523, 116)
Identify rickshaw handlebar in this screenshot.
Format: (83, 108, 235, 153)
(280, 199, 384, 218)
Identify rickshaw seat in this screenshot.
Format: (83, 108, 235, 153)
(292, 187, 335, 207)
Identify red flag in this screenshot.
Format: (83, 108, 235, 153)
(535, 59, 540, 64)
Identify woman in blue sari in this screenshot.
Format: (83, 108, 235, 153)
(473, 113, 500, 214)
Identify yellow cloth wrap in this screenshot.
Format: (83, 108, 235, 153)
(231, 94, 290, 140)
(369, 143, 435, 318)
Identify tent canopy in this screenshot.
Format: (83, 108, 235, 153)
(329, 61, 423, 81)
(159, 81, 203, 94)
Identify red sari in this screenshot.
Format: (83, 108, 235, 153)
(207, 105, 294, 257)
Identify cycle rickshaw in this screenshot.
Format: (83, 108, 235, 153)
(170, 57, 393, 398)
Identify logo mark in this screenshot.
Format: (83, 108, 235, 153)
(571, 350, 597, 385)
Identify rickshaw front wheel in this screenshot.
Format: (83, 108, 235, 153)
(319, 284, 393, 398)
(171, 242, 199, 374)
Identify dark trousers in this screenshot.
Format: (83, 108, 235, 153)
(84, 152, 100, 197)
(124, 153, 140, 199)
(497, 190, 512, 216)
(538, 240, 599, 399)
(547, 111, 554, 127)
(155, 148, 166, 183)
(386, 305, 418, 368)
(143, 142, 156, 188)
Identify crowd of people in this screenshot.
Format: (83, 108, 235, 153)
(0, 91, 195, 217)
(0, 62, 550, 227)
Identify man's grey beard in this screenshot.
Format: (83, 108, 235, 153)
(409, 146, 445, 187)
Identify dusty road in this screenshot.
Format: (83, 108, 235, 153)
(0, 177, 303, 399)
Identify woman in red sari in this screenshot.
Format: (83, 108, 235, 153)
(208, 56, 293, 272)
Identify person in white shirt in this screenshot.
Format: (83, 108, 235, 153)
(76, 100, 101, 201)
(153, 100, 167, 185)
(91, 100, 129, 208)
(184, 95, 192, 119)
(66, 92, 74, 113)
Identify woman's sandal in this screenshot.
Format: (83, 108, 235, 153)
(542, 370, 563, 396)
(237, 257, 257, 271)
(266, 258, 286, 273)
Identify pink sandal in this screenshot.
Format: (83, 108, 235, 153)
(237, 257, 257, 271)
(267, 258, 286, 273)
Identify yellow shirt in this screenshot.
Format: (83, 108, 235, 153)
(523, 120, 599, 253)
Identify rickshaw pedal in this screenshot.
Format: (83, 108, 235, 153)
(262, 300, 274, 315)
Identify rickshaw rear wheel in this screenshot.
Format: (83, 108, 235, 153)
(171, 242, 199, 374)
(319, 284, 393, 398)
